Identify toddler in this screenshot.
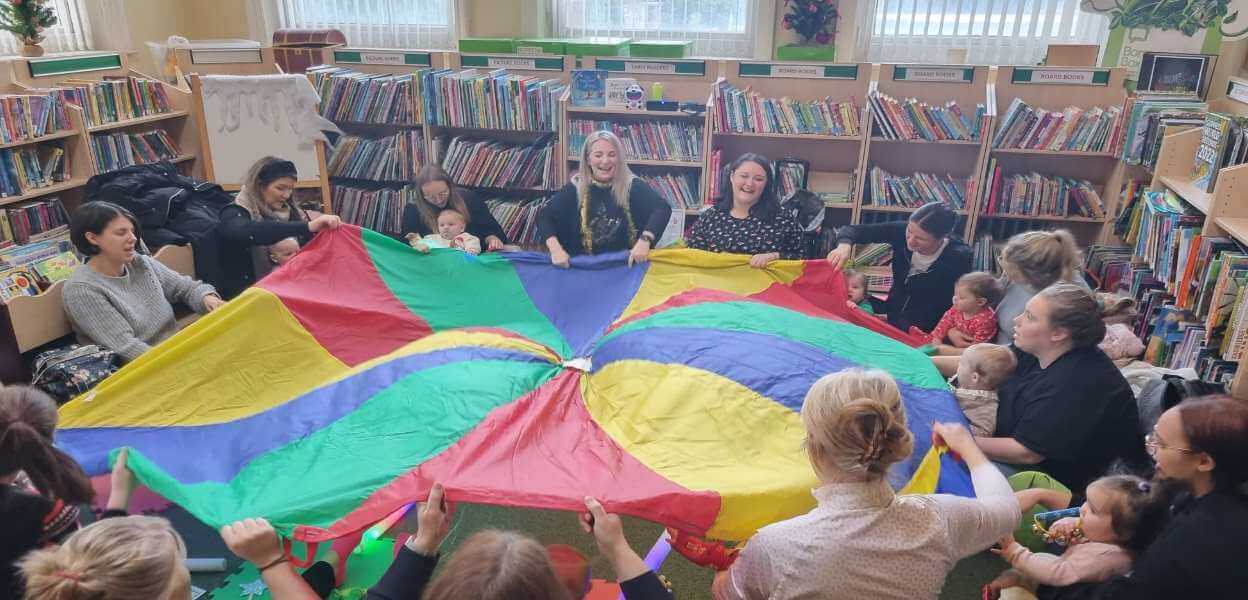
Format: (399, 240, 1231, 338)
(844, 269, 874, 314)
(407, 207, 481, 255)
(951, 343, 1016, 436)
(989, 474, 1168, 596)
(269, 237, 300, 266)
(927, 271, 1002, 346)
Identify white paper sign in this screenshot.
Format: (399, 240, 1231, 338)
(487, 57, 536, 69)
(1230, 80, 1248, 105)
(904, 67, 967, 82)
(515, 46, 544, 56)
(772, 64, 822, 78)
(624, 61, 677, 75)
(359, 52, 405, 66)
(1032, 69, 1096, 84)
(658, 207, 687, 248)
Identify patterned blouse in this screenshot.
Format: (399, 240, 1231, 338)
(686, 206, 805, 259)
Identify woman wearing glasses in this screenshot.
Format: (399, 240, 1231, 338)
(1062, 395, 1248, 599)
(937, 283, 1142, 493)
(401, 165, 509, 252)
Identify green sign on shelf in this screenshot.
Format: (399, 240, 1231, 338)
(892, 66, 975, 83)
(738, 62, 858, 79)
(460, 54, 565, 71)
(1011, 68, 1110, 86)
(28, 53, 123, 77)
(334, 49, 432, 67)
(594, 59, 706, 76)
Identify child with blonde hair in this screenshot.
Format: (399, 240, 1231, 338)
(951, 343, 1017, 436)
(407, 207, 481, 255)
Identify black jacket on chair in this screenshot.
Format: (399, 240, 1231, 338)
(836, 220, 972, 332)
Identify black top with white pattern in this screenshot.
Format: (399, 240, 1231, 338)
(686, 205, 804, 259)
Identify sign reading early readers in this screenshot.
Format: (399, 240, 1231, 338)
(594, 59, 707, 77)
(738, 62, 858, 80)
(893, 66, 975, 83)
(1011, 68, 1110, 86)
(334, 50, 431, 67)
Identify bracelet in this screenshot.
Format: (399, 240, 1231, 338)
(257, 556, 288, 573)
(640, 232, 656, 244)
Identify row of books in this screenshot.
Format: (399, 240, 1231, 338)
(53, 76, 173, 127)
(865, 166, 968, 210)
(991, 99, 1122, 153)
(0, 145, 67, 197)
(485, 197, 551, 245)
(982, 163, 1105, 218)
(1136, 110, 1204, 171)
(309, 66, 419, 125)
(0, 228, 77, 301)
(0, 92, 72, 144)
(867, 91, 984, 141)
(637, 171, 699, 211)
(440, 136, 556, 191)
(713, 83, 861, 137)
(328, 130, 425, 184)
(1132, 191, 1204, 287)
(421, 69, 563, 132)
(331, 184, 409, 237)
(90, 129, 180, 173)
(776, 161, 806, 201)
(1, 197, 70, 247)
(568, 119, 703, 162)
(1121, 96, 1207, 165)
(1191, 112, 1248, 193)
(1113, 178, 1150, 242)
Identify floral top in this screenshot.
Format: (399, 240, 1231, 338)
(686, 206, 804, 259)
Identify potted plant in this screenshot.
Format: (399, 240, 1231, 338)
(1, 0, 57, 57)
(777, 0, 838, 62)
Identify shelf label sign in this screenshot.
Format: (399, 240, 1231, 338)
(738, 62, 858, 79)
(515, 46, 545, 56)
(460, 54, 565, 71)
(1011, 68, 1109, 85)
(595, 59, 707, 76)
(1228, 79, 1248, 105)
(334, 50, 431, 66)
(893, 66, 974, 83)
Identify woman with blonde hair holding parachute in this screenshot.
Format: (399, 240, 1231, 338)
(537, 130, 671, 267)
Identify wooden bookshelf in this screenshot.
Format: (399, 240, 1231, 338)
(711, 60, 872, 243)
(974, 66, 1129, 248)
(0, 128, 78, 150)
(85, 110, 190, 133)
(860, 64, 994, 239)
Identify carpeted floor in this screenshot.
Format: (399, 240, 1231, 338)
(158, 501, 1005, 599)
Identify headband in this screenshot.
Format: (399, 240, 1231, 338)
(257, 160, 297, 185)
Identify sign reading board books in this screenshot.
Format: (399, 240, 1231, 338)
(1193, 113, 1232, 193)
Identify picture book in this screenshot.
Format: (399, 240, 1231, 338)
(570, 69, 608, 108)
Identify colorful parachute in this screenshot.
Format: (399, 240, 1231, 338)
(58, 226, 971, 544)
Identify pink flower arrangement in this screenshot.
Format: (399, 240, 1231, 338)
(782, 0, 837, 46)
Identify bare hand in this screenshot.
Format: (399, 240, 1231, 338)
(220, 518, 285, 566)
(485, 236, 505, 252)
(846, 300, 860, 310)
(550, 247, 571, 269)
(749, 252, 778, 269)
(308, 214, 342, 233)
(410, 483, 453, 555)
(107, 448, 137, 512)
(931, 422, 978, 459)
(984, 569, 1027, 599)
(1047, 516, 1083, 544)
(581, 496, 628, 560)
(989, 535, 1018, 559)
(628, 239, 652, 267)
(826, 243, 852, 269)
(202, 294, 225, 312)
(414, 242, 431, 254)
(948, 328, 972, 348)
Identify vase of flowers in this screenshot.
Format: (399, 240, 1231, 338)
(1, 0, 57, 57)
(777, 0, 838, 62)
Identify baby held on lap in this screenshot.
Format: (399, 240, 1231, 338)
(952, 343, 1017, 437)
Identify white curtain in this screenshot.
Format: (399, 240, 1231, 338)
(0, 0, 92, 55)
(856, 0, 1110, 66)
(258, 0, 457, 49)
(551, 0, 762, 58)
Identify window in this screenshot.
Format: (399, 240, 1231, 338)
(857, 0, 1110, 65)
(266, 0, 456, 49)
(0, 0, 92, 55)
(552, 0, 762, 58)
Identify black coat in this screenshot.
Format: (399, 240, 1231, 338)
(835, 220, 972, 331)
(215, 204, 312, 299)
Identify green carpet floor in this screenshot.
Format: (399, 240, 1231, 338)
(163, 502, 1005, 599)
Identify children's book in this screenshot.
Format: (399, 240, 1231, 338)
(570, 69, 607, 108)
(1192, 112, 1232, 192)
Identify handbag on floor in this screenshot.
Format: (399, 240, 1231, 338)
(31, 344, 120, 402)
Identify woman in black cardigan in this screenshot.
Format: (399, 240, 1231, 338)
(400, 164, 508, 251)
(216, 157, 340, 298)
(826, 202, 971, 332)
(538, 130, 671, 268)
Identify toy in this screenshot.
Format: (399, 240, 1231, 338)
(1031, 507, 1084, 545)
(624, 84, 645, 110)
(666, 528, 739, 571)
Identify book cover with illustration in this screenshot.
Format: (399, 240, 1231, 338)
(1192, 112, 1231, 193)
(570, 69, 607, 108)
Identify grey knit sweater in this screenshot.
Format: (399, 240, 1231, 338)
(63, 254, 216, 362)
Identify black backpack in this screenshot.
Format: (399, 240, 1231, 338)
(1160, 374, 1227, 411)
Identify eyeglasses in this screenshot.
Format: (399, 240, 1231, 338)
(1144, 431, 1195, 455)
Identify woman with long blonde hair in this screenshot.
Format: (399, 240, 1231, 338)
(399, 164, 509, 252)
(537, 130, 671, 267)
(217, 156, 341, 298)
